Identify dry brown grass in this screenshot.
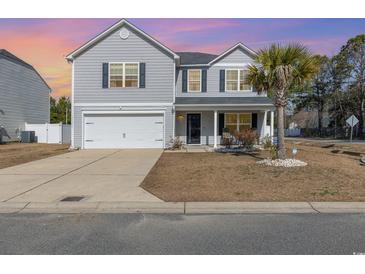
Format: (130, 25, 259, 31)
(0, 142, 70, 169)
(141, 141, 365, 202)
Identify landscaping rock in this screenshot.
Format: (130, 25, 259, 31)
(257, 158, 308, 167)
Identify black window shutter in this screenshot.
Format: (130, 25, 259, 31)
(219, 70, 225, 92)
(219, 113, 225, 135)
(139, 63, 146, 88)
(102, 63, 109, 88)
(251, 113, 258, 129)
(182, 70, 187, 92)
(201, 69, 207, 92)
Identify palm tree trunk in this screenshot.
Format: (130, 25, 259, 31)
(277, 105, 286, 159)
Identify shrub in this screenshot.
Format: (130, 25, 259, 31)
(168, 136, 184, 150)
(222, 135, 234, 148)
(262, 135, 273, 149)
(262, 134, 278, 159)
(269, 145, 278, 159)
(241, 129, 259, 149)
(233, 130, 245, 147)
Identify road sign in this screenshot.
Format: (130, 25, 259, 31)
(346, 115, 359, 127)
(346, 115, 359, 142)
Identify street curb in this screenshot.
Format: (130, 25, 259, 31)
(2, 201, 365, 214)
(185, 202, 315, 214)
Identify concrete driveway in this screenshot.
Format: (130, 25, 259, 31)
(0, 149, 162, 203)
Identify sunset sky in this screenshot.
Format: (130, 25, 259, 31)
(1, 18, 365, 98)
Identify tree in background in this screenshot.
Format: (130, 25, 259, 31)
(50, 96, 71, 124)
(337, 35, 365, 137)
(294, 55, 331, 136)
(247, 44, 318, 159)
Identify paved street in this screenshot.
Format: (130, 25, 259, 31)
(1, 213, 365, 254)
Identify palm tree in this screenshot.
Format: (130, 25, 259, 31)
(247, 44, 318, 159)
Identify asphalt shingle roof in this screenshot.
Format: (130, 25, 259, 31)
(176, 52, 218, 65)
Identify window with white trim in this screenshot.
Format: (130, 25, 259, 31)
(224, 113, 252, 133)
(109, 63, 139, 88)
(225, 69, 251, 92)
(109, 63, 124, 88)
(188, 69, 201, 92)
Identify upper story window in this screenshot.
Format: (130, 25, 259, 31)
(188, 69, 201, 92)
(225, 69, 251, 92)
(109, 62, 139, 88)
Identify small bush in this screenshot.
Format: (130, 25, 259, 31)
(168, 136, 184, 150)
(241, 129, 259, 149)
(233, 131, 245, 147)
(222, 134, 234, 148)
(262, 135, 273, 149)
(269, 145, 278, 159)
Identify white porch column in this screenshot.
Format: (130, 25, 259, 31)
(214, 110, 218, 148)
(262, 111, 267, 139)
(270, 110, 274, 140)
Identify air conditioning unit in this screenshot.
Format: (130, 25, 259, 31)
(20, 131, 35, 143)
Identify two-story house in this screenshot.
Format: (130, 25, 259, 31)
(66, 19, 275, 149)
(0, 49, 50, 140)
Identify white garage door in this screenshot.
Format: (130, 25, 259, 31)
(83, 113, 164, 149)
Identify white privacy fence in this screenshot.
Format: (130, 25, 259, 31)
(25, 123, 71, 144)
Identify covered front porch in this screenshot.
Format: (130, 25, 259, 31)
(173, 97, 275, 148)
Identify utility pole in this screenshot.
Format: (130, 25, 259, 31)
(65, 107, 68, 125)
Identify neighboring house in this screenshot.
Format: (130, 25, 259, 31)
(0, 49, 51, 140)
(66, 19, 275, 149)
(288, 109, 330, 129)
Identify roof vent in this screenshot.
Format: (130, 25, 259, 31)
(120, 28, 130, 40)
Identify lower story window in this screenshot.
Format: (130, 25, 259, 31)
(224, 113, 252, 133)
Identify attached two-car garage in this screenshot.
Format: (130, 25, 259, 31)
(83, 113, 164, 149)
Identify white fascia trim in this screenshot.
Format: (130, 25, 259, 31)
(74, 103, 173, 107)
(172, 60, 176, 138)
(179, 64, 209, 67)
(82, 110, 166, 115)
(208, 43, 257, 65)
(66, 19, 179, 60)
(70, 61, 75, 148)
(174, 104, 274, 107)
(211, 63, 252, 67)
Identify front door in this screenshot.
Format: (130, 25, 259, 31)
(187, 113, 201, 144)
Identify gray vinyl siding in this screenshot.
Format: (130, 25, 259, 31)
(216, 47, 253, 63)
(72, 25, 175, 148)
(175, 111, 215, 145)
(0, 58, 50, 140)
(73, 25, 174, 104)
(176, 47, 262, 97)
(73, 105, 173, 148)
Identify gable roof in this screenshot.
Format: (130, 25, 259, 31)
(66, 19, 179, 61)
(176, 52, 218, 65)
(0, 49, 51, 91)
(208, 42, 257, 65)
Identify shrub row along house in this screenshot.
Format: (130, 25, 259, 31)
(0, 49, 50, 140)
(66, 19, 275, 149)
